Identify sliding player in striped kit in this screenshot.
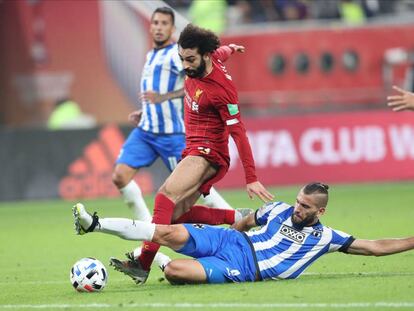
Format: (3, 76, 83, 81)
(112, 8, 242, 268)
(74, 182, 414, 284)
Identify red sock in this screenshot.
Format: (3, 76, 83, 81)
(138, 193, 175, 270)
(172, 205, 235, 225)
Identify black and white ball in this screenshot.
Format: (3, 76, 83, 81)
(70, 257, 108, 292)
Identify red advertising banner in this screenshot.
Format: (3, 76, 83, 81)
(219, 111, 414, 187)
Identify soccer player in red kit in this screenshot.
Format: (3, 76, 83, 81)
(109, 24, 274, 284)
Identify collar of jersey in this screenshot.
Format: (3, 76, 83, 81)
(153, 42, 175, 51)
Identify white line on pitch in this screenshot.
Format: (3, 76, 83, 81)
(1, 271, 413, 286)
(1, 302, 414, 309)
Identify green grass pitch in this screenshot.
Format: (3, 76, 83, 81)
(1, 182, 414, 310)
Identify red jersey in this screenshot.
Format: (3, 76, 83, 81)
(183, 46, 257, 184)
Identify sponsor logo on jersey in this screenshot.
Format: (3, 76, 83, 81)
(280, 224, 306, 243)
(197, 146, 211, 155)
(191, 101, 199, 112)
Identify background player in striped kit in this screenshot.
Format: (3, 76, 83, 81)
(112, 7, 237, 265)
(74, 182, 414, 284)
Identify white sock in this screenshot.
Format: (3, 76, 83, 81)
(202, 187, 233, 210)
(95, 218, 155, 241)
(133, 248, 171, 270)
(120, 181, 152, 222)
(234, 210, 243, 223)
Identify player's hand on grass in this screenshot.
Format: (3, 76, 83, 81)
(229, 44, 245, 53)
(128, 110, 142, 126)
(141, 90, 164, 104)
(387, 85, 414, 111)
(246, 181, 274, 202)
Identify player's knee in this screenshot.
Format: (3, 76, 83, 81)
(112, 170, 128, 189)
(164, 261, 186, 285)
(111, 171, 124, 188)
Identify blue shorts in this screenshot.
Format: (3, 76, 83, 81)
(116, 128, 185, 171)
(178, 224, 257, 284)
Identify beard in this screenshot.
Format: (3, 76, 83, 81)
(185, 58, 206, 78)
(154, 39, 168, 48)
(291, 213, 317, 227)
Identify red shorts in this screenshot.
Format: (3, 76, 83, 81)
(182, 146, 229, 196)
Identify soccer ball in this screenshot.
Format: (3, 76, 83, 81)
(70, 257, 108, 292)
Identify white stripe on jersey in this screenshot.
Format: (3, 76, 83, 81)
(173, 99, 185, 131)
(328, 229, 353, 252)
(139, 43, 184, 134)
(169, 157, 178, 170)
(276, 228, 333, 279)
(256, 219, 297, 271)
(149, 103, 159, 133)
(247, 202, 291, 238)
(247, 201, 353, 280)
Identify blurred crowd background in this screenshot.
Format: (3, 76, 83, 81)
(168, 0, 414, 33)
(1, 0, 414, 128)
(1, 0, 414, 201)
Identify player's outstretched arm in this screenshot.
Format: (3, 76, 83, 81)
(347, 237, 414, 256)
(228, 44, 245, 54)
(141, 88, 184, 104)
(213, 44, 245, 63)
(387, 85, 414, 111)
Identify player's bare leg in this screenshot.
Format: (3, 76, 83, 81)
(160, 155, 218, 203)
(163, 259, 207, 284)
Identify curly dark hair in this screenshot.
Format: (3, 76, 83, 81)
(178, 24, 220, 55)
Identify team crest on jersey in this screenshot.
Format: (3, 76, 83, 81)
(280, 225, 306, 243)
(194, 88, 203, 101)
(311, 228, 323, 238)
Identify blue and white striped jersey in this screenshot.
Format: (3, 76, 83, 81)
(138, 43, 185, 134)
(246, 202, 354, 280)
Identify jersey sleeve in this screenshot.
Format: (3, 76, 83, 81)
(255, 202, 292, 226)
(212, 45, 234, 63)
(255, 202, 276, 226)
(328, 228, 355, 253)
(212, 91, 257, 183)
(214, 96, 241, 126)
